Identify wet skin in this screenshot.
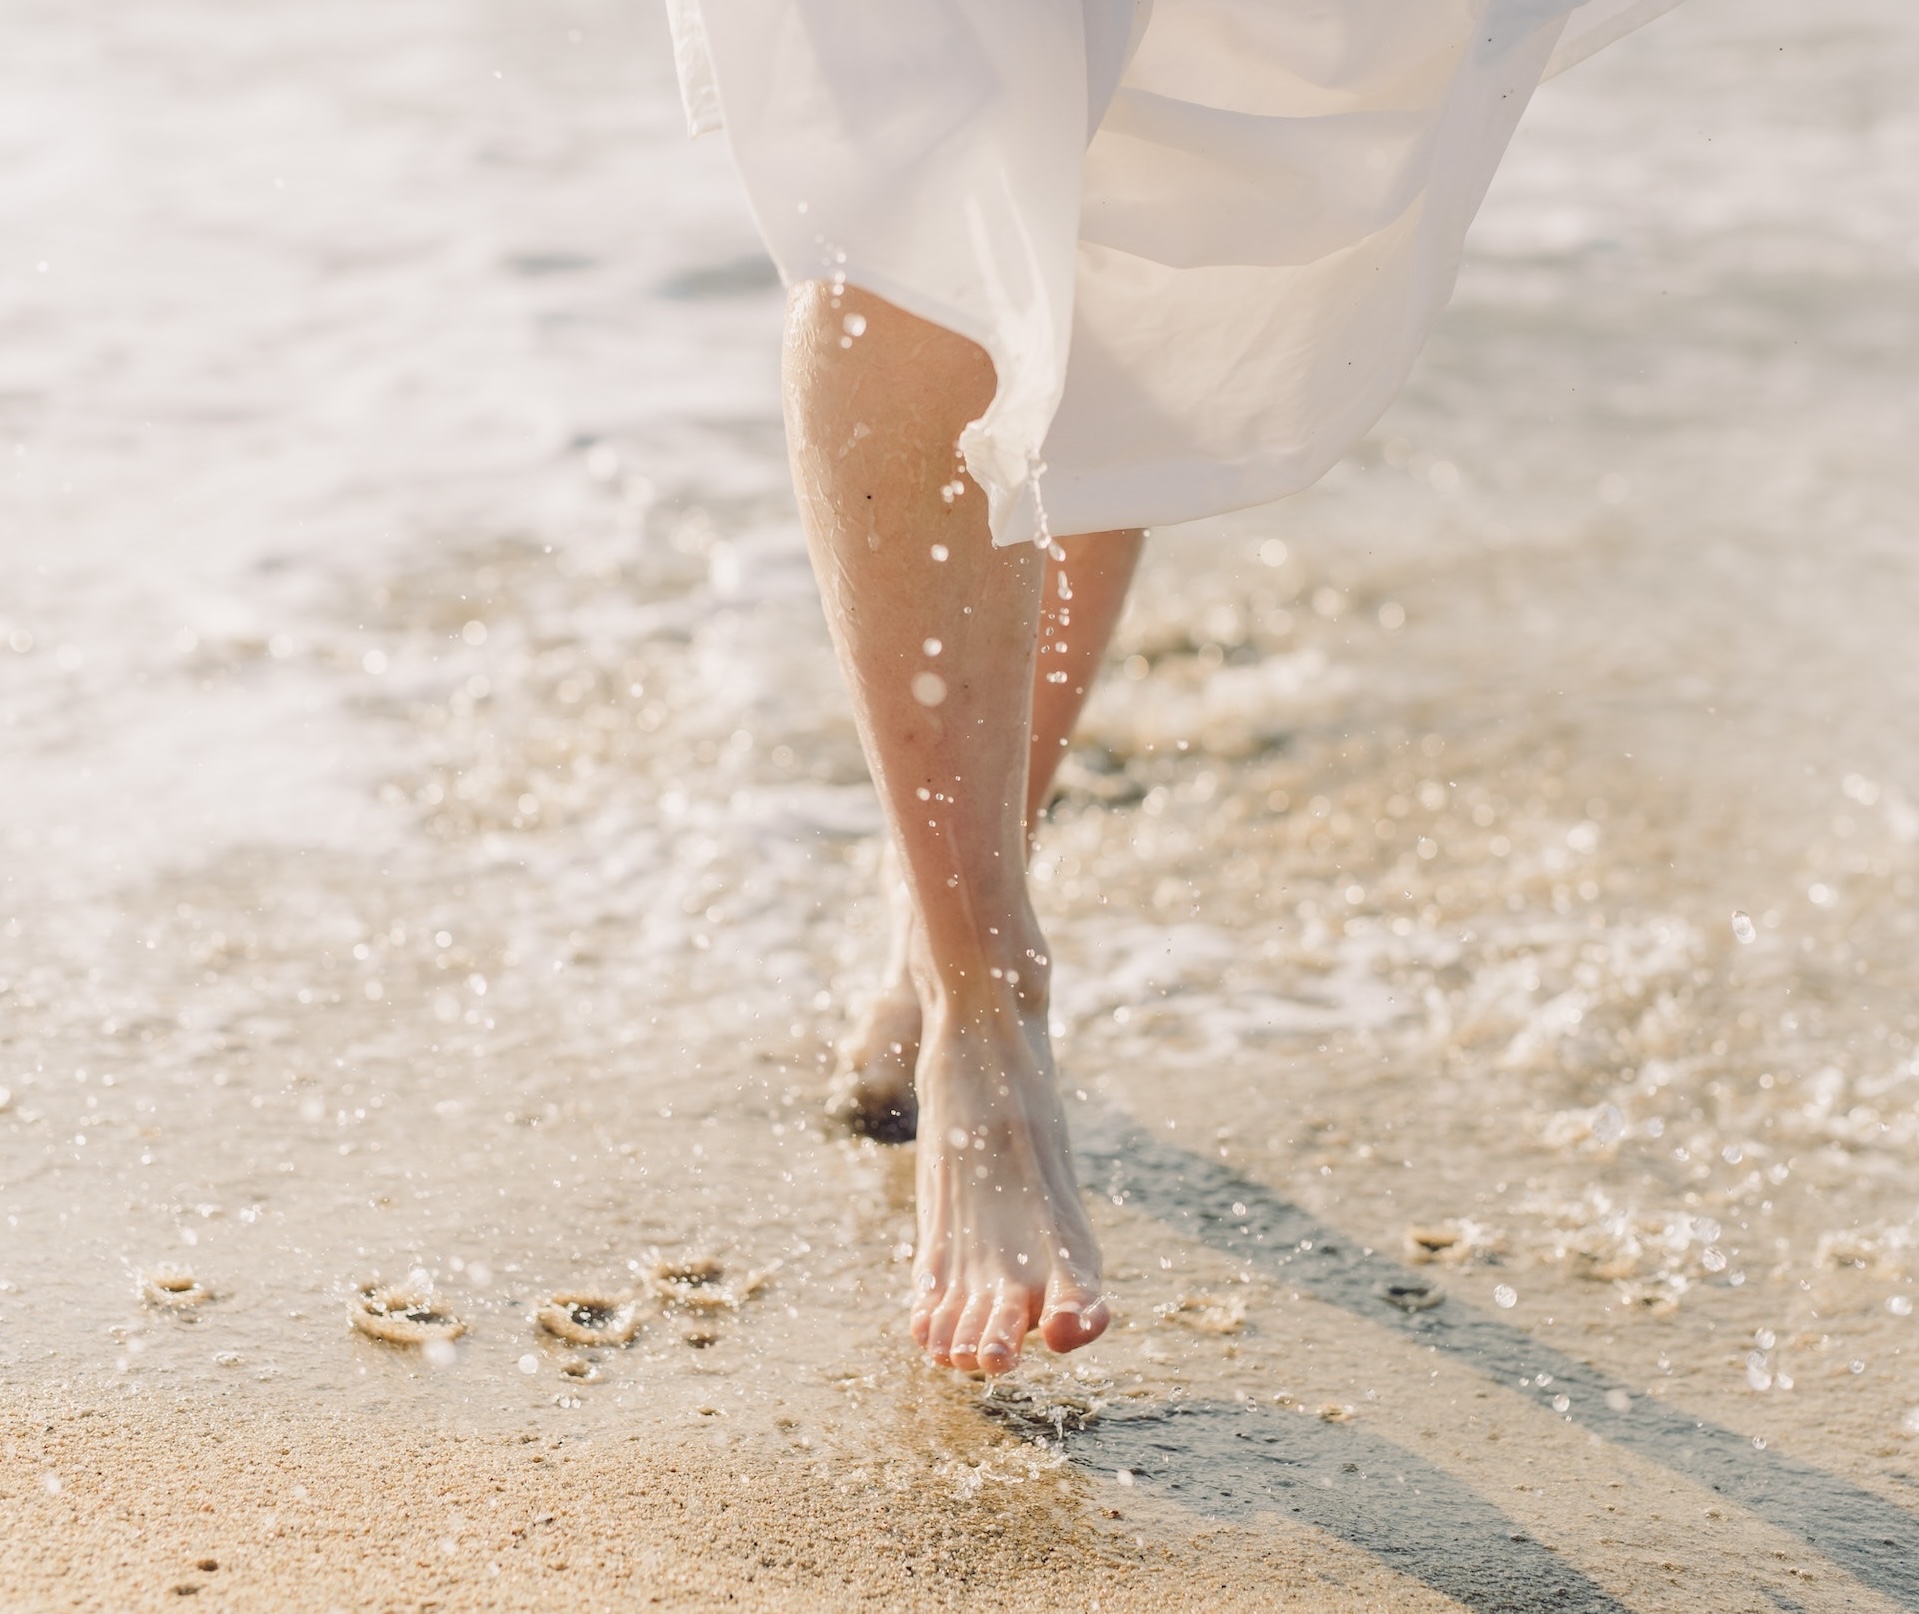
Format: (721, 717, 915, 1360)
(783, 282, 1140, 1372)
(827, 527, 1142, 1145)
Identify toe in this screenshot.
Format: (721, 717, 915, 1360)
(909, 1269, 944, 1347)
(923, 1288, 968, 1367)
(1040, 1267, 1109, 1355)
(947, 1291, 995, 1374)
(976, 1292, 1034, 1376)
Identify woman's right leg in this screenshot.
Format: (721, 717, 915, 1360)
(785, 281, 1109, 1374)
(829, 528, 1145, 1140)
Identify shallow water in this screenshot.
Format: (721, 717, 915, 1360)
(5, 0, 1919, 1606)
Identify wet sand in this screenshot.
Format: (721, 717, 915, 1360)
(6, 0, 1919, 1608)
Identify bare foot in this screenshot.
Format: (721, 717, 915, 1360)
(909, 986, 1107, 1375)
(825, 985, 920, 1143)
(826, 845, 923, 1143)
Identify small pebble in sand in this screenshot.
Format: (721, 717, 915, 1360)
(141, 1269, 212, 1309)
(1405, 1220, 1506, 1265)
(683, 1327, 721, 1349)
(1373, 1277, 1444, 1313)
(536, 1292, 642, 1346)
(558, 1354, 599, 1380)
(1318, 1405, 1354, 1423)
(348, 1285, 466, 1345)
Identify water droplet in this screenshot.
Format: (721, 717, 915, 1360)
(910, 672, 947, 707)
(922, 638, 942, 657)
(1701, 1247, 1727, 1273)
(517, 1353, 539, 1375)
(1888, 1296, 1912, 1317)
(929, 544, 949, 562)
(1115, 1469, 1134, 1487)
(1730, 910, 1755, 943)
(842, 312, 867, 338)
(1551, 1394, 1570, 1414)
(1604, 1389, 1631, 1413)
(1493, 1284, 1517, 1309)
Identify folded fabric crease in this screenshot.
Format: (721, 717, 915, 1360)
(675, 0, 1682, 545)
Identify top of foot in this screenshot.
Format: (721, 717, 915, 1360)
(908, 997, 1107, 1375)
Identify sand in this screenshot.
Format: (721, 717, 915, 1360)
(4, 1392, 1471, 1613)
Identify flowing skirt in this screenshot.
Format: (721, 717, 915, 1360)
(671, 0, 1682, 544)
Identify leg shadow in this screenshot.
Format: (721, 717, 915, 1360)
(1074, 1398, 1632, 1612)
(1074, 1107, 1919, 1609)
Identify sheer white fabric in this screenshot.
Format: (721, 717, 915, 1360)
(676, 0, 1681, 545)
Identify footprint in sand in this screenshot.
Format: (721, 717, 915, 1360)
(1153, 1293, 1247, 1334)
(141, 1268, 213, 1309)
(534, 1292, 643, 1348)
(650, 1255, 778, 1349)
(348, 1285, 466, 1345)
(650, 1255, 776, 1313)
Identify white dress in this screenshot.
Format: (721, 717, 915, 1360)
(670, 0, 1682, 545)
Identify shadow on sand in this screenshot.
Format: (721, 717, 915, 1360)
(1066, 1109, 1919, 1610)
(1074, 1397, 1632, 1613)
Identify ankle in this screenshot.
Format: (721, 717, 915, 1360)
(915, 939, 1049, 1017)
